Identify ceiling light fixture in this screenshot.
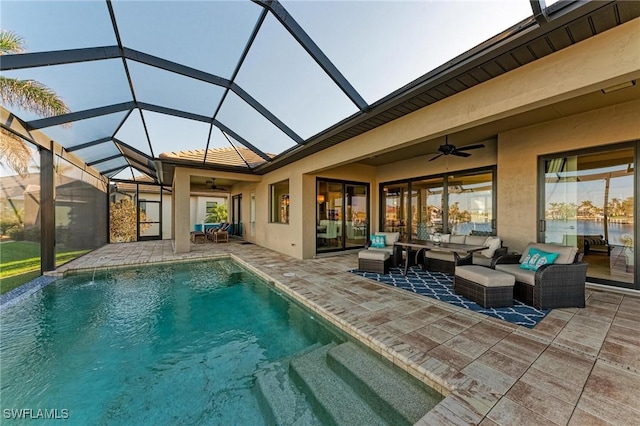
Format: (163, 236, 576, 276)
(601, 80, 636, 94)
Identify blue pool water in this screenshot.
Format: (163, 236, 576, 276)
(0, 260, 343, 425)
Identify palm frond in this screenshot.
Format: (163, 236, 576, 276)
(0, 76, 70, 117)
(0, 129, 31, 176)
(0, 30, 25, 55)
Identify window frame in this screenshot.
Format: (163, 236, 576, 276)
(269, 179, 290, 224)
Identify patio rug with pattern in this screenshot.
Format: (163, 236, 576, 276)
(350, 266, 549, 328)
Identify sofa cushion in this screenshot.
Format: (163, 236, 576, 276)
(480, 237, 502, 258)
(465, 235, 489, 246)
(449, 235, 466, 244)
(519, 243, 577, 265)
(370, 234, 386, 248)
(368, 246, 394, 255)
(472, 253, 493, 267)
(358, 250, 390, 261)
(495, 263, 536, 286)
(375, 231, 400, 245)
(520, 248, 560, 271)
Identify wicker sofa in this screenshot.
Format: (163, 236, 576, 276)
(424, 234, 506, 274)
(494, 243, 587, 309)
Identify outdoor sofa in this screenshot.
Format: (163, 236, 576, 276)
(493, 242, 587, 309)
(425, 234, 505, 274)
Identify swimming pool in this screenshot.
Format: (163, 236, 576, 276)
(1, 259, 440, 424)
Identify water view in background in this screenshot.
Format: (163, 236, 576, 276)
(546, 219, 634, 246)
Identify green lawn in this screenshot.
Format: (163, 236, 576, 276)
(0, 241, 90, 294)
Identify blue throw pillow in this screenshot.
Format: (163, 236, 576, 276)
(370, 235, 386, 248)
(519, 248, 560, 271)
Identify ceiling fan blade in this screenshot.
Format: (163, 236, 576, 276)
(455, 143, 485, 152)
(429, 153, 444, 162)
(452, 151, 471, 157)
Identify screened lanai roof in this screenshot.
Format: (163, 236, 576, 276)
(1, 0, 638, 184)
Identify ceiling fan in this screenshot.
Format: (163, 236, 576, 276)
(205, 179, 228, 191)
(429, 136, 485, 161)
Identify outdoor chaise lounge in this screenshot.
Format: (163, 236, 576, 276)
(494, 242, 587, 309)
(206, 222, 231, 242)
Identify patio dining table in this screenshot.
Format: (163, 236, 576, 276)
(394, 240, 488, 275)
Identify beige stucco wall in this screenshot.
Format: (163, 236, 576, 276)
(498, 99, 640, 254)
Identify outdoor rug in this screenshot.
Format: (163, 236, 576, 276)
(350, 266, 549, 328)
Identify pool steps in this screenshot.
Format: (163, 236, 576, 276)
(326, 341, 441, 425)
(289, 343, 387, 426)
(255, 341, 441, 425)
(254, 359, 321, 426)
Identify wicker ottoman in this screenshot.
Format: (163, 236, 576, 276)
(358, 251, 390, 274)
(454, 265, 515, 308)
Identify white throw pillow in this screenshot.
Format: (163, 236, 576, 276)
(480, 237, 502, 258)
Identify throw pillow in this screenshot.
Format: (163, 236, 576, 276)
(480, 237, 502, 258)
(519, 248, 560, 271)
(370, 234, 386, 248)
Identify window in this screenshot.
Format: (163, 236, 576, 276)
(270, 180, 290, 223)
(206, 201, 217, 214)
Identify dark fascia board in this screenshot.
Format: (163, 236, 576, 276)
(254, 0, 616, 173)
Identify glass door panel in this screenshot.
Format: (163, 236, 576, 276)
(409, 178, 443, 239)
(448, 171, 494, 235)
(317, 179, 369, 253)
(317, 181, 343, 251)
(345, 184, 368, 249)
(543, 148, 635, 288)
(382, 183, 409, 238)
(139, 200, 161, 240)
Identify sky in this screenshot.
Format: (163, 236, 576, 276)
(1, 0, 540, 179)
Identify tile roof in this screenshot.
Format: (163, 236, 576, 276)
(159, 147, 272, 169)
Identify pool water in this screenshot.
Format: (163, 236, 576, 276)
(0, 260, 343, 425)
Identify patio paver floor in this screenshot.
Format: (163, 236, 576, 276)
(52, 240, 639, 425)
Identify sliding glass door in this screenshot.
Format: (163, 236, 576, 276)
(316, 179, 369, 253)
(381, 167, 496, 240)
(541, 145, 637, 289)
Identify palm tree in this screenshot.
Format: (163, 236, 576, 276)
(0, 30, 70, 176)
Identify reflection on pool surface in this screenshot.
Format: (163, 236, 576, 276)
(0, 260, 345, 424)
(1, 259, 442, 425)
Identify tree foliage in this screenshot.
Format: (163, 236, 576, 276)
(205, 204, 228, 223)
(0, 30, 70, 177)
